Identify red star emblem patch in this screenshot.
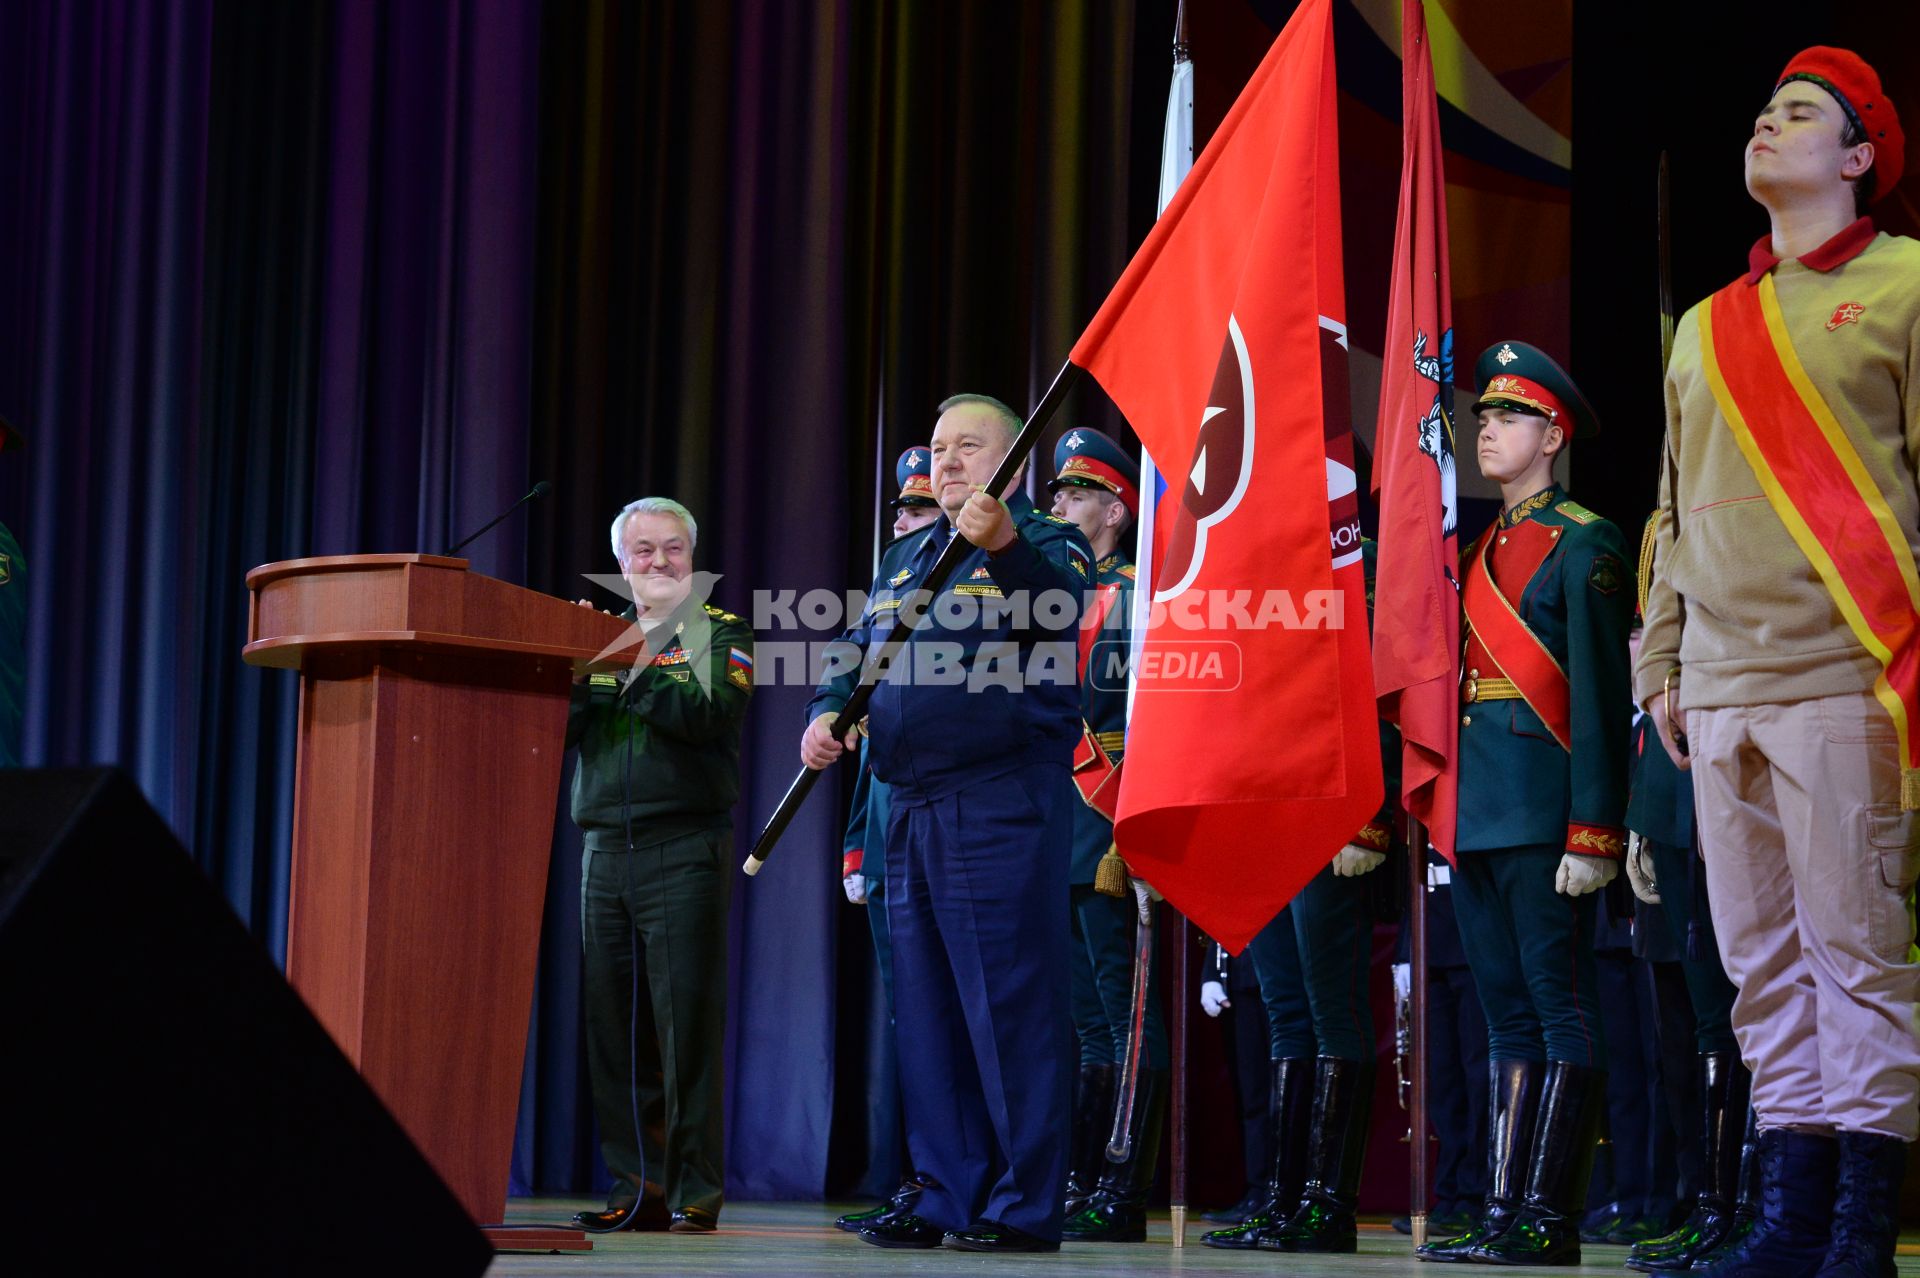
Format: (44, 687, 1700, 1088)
(1827, 301, 1866, 331)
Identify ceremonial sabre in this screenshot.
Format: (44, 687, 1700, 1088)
(1106, 879, 1154, 1161)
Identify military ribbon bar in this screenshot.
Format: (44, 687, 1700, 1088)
(1701, 274, 1920, 809)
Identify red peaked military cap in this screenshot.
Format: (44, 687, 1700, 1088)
(1777, 47, 1905, 200)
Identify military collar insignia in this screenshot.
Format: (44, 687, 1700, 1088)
(888, 567, 912, 587)
(1097, 554, 1118, 572)
(1504, 488, 1558, 526)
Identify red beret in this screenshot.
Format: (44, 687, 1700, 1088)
(1777, 47, 1905, 201)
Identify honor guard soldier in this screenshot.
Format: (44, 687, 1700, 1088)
(1417, 342, 1632, 1267)
(1043, 427, 1169, 1244)
(1636, 49, 1917, 1278)
(802, 393, 1091, 1253)
(567, 498, 753, 1234)
(0, 414, 25, 768)
(1203, 540, 1394, 1256)
(1621, 529, 1750, 1274)
(834, 447, 943, 1234)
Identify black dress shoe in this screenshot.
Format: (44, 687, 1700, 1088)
(858, 1214, 946, 1249)
(571, 1198, 669, 1231)
(668, 1207, 718, 1233)
(943, 1220, 1060, 1253)
(836, 1176, 926, 1232)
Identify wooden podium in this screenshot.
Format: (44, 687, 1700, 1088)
(244, 554, 633, 1253)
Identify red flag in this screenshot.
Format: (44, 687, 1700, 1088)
(1070, 0, 1380, 954)
(1371, 0, 1460, 862)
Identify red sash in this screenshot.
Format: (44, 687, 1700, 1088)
(1461, 518, 1572, 751)
(1700, 273, 1920, 807)
(1072, 581, 1127, 818)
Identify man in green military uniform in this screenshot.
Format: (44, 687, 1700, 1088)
(833, 447, 943, 1234)
(1044, 426, 1169, 1244)
(1418, 341, 1632, 1267)
(567, 496, 753, 1234)
(0, 414, 24, 770)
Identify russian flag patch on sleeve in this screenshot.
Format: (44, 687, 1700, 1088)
(727, 647, 753, 690)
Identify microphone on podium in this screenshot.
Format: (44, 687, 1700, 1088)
(440, 481, 553, 558)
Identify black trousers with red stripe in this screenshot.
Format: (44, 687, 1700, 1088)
(1451, 844, 1607, 1065)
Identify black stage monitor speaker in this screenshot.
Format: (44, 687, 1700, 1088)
(0, 768, 493, 1275)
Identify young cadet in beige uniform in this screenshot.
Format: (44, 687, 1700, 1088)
(1636, 47, 1918, 1278)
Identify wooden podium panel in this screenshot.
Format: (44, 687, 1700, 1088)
(244, 555, 631, 1235)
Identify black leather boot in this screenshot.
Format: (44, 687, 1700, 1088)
(1063, 1063, 1115, 1218)
(1689, 1107, 1759, 1271)
(1814, 1131, 1905, 1278)
(1694, 1128, 1838, 1277)
(1417, 1059, 1543, 1263)
(1257, 1057, 1375, 1253)
(1627, 1052, 1749, 1270)
(1062, 1069, 1166, 1241)
(1202, 1057, 1312, 1249)
(1471, 1061, 1606, 1266)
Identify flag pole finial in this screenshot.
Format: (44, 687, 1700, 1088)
(1173, 0, 1189, 65)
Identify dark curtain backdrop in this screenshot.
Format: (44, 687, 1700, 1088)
(25, 0, 1859, 1210)
(0, 0, 1181, 1203)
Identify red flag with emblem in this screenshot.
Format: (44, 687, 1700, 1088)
(1371, 0, 1460, 862)
(1069, 0, 1380, 954)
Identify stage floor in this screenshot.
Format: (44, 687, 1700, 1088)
(485, 1200, 1920, 1275)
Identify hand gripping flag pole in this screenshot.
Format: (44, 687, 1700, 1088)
(743, 362, 1083, 876)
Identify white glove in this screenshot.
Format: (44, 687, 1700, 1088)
(1555, 852, 1618, 897)
(1201, 980, 1231, 1017)
(1624, 834, 1660, 904)
(1332, 843, 1387, 877)
(843, 872, 868, 905)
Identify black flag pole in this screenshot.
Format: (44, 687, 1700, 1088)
(743, 360, 1085, 876)
(1409, 814, 1431, 1246)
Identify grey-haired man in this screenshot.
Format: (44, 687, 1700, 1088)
(568, 497, 753, 1234)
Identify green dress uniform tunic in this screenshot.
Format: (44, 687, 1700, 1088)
(1454, 485, 1632, 1066)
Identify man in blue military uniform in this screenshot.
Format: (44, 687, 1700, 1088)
(832, 447, 943, 1234)
(802, 393, 1090, 1252)
(1418, 341, 1632, 1267)
(839, 446, 942, 918)
(1042, 427, 1169, 1244)
(1622, 521, 1750, 1275)
(0, 414, 24, 770)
